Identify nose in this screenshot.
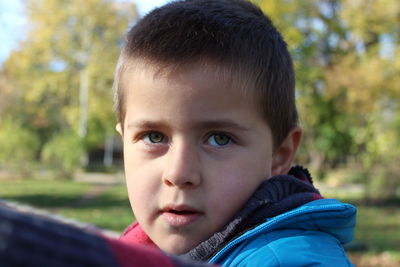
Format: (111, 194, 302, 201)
(162, 139, 201, 189)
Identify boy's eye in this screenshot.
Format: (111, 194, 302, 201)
(143, 132, 165, 144)
(207, 133, 231, 147)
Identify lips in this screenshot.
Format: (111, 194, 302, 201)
(161, 204, 202, 227)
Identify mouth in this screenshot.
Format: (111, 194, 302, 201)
(161, 205, 202, 227)
(163, 205, 199, 214)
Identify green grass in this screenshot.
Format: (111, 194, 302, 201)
(58, 185, 134, 231)
(354, 203, 400, 252)
(0, 179, 133, 232)
(0, 179, 91, 202)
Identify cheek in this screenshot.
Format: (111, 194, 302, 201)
(208, 178, 254, 229)
(205, 150, 271, 215)
(125, 169, 160, 223)
(216, 148, 271, 180)
(123, 142, 155, 179)
(205, 165, 259, 214)
(123, 148, 161, 209)
(240, 146, 272, 178)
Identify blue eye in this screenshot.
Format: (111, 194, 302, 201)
(207, 133, 231, 147)
(143, 132, 165, 144)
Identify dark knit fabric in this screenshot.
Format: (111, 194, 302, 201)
(0, 204, 118, 267)
(186, 166, 322, 262)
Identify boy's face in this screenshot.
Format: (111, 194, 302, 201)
(119, 62, 284, 254)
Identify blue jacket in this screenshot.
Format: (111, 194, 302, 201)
(209, 198, 356, 266)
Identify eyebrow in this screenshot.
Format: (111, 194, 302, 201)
(195, 120, 250, 131)
(127, 119, 250, 131)
(127, 121, 166, 130)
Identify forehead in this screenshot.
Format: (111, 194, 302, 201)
(121, 57, 257, 103)
(120, 59, 267, 128)
(122, 59, 242, 105)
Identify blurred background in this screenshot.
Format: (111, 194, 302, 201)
(0, 0, 399, 265)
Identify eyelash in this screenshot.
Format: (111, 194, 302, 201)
(139, 131, 167, 144)
(135, 131, 237, 147)
(205, 131, 235, 147)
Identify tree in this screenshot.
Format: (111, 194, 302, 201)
(254, 0, 400, 197)
(1, 0, 138, 176)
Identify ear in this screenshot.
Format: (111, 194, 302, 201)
(116, 123, 123, 137)
(271, 126, 302, 176)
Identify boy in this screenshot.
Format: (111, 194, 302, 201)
(114, 0, 356, 266)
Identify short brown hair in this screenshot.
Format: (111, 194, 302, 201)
(113, 0, 298, 148)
